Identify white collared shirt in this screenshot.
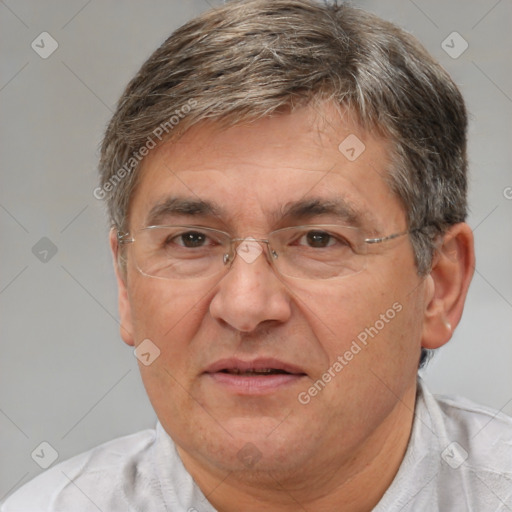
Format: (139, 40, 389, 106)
(2, 380, 511, 511)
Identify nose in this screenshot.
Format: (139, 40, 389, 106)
(209, 238, 292, 332)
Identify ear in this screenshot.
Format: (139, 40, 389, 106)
(421, 223, 475, 350)
(109, 229, 135, 346)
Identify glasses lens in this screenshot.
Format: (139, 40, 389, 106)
(269, 225, 367, 279)
(133, 226, 229, 279)
(129, 224, 367, 280)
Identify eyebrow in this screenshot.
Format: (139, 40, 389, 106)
(145, 197, 223, 226)
(144, 195, 373, 229)
(279, 197, 372, 228)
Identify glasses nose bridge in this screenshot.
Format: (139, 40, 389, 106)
(226, 236, 276, 268)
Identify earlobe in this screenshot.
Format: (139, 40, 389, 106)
(109, 229, 136, 346)
(421, 223, 475, 350)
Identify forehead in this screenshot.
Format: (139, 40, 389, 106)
(128, 102, 405, 232)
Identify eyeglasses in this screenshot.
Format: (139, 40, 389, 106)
(117, 224, 412, 280)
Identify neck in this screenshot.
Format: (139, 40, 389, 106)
(178, 382, 417, 512)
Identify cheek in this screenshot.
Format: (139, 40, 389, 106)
(126, 277, 214, 440)
(294, 263, 423, 381)
(289, 276, 394, 352)
(127, 275, 210, 363)
(294, 278, 421, 428)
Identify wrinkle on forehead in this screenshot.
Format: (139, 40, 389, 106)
(130, 101, 400, 235)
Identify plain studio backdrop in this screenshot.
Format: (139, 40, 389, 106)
(1, 0, 511, 500)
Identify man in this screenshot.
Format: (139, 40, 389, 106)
(3, 0, 511, 510)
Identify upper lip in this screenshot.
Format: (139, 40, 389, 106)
(204, 357, 307, 375)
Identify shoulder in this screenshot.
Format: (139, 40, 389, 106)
(432, 388, 512, 472)
(1, 428, 157, 512)
(423, 382, 512, 508)
(375, 381, 512, 512)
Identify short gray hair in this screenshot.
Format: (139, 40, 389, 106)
(99, 0, 469, 367)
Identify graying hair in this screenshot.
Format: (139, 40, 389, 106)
(99, 0, 469, 368)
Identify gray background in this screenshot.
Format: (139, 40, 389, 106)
(1, 0, 511, 501)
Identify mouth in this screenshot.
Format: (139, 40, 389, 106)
(219, 368, 294, 376)
(203, 358, 307, 394)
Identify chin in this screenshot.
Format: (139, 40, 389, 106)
(193, 416, 320, 476)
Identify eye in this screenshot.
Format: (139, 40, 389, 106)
(303, 231, 333, 248)
(170, 231, 210, 248)
(298, 230, 349, 249)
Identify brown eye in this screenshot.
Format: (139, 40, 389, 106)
(174, 232, 208, 248)
(305, 231, 334, 248)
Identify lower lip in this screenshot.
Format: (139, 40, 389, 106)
(205, 372, 306, 394)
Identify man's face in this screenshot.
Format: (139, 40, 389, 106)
(115, 103, 428, 478)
